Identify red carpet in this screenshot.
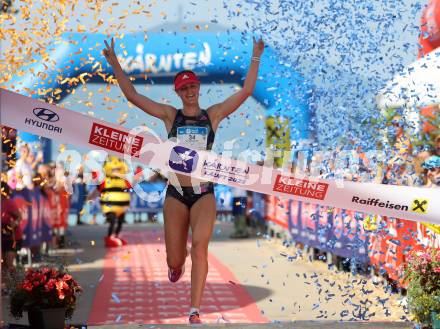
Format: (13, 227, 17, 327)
(87, 228, 268, 325)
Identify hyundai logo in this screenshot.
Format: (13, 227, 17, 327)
(33, 108, 59, 122)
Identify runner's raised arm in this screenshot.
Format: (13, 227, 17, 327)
(103, 38, 176, 123)
(207, 37, 264, 127)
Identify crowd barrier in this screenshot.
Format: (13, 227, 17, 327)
(265, 196, 440, 287)
(11, 188, 66, 247)
(13, 184, 235, 248)
(13, 184, 437, 287)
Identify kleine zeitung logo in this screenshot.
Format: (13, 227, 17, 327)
(88, 122, 143, 157)
(273, 175, 329, 200)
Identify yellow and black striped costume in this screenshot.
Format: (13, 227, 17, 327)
(99, 156, 131, 238)
(99, 176, 131, 216)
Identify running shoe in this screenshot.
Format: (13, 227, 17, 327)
(168, 264, 185, 283)
(189, 311, 202, 324)
(104, 236, 123, 248)
(118, 237, 128, 246)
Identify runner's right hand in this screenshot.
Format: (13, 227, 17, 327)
(103, 38, 118, 66)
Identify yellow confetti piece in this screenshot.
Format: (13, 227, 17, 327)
(117, 112, 128, 124)
(121, 253, 131, 261)
(91, 240, 95, 246)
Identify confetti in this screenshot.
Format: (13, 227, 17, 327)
(111, 293, 121, 304)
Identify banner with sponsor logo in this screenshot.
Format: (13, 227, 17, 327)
(270, 197, 370, 262)
(265, 116, 291, 168)
(368, 217, 420, 286)
(1, 88, 440, 225)
(12, 188, 52, 247)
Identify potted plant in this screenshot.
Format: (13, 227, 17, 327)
(9, 266, 82, 329)
(403, 248, 440, 329)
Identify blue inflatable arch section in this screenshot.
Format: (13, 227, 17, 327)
(8, 31, 310, 144)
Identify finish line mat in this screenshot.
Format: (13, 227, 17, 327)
(87, 229, 268, 325)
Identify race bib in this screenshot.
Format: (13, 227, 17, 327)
(177, 126, 208, 150)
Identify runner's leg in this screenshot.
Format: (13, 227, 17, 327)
(189, 193, 216, 309)
(163, 197, 190, 270)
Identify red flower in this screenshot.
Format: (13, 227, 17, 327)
(62, 274, 72, 282)
(55, 280, 68, 300)
(44, 279, 57, 292)
(22, 281, 33, 292)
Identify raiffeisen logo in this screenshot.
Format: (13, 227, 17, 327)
(273, 175, 329, 200)
(351, 196, 429, 214)
(24, 107, 62, 133)
(119, 43, 212, 74)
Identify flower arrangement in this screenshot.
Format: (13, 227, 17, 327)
(9, 266, 82, 319)
(403, 248, 440, 328)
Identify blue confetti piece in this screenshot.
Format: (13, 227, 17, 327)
(112, 293, 121, 304)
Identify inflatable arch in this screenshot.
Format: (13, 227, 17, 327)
(6, 31, 310, 162)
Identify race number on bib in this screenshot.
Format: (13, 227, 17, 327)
(177, 126, 208, 150)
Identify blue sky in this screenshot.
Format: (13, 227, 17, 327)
(1, 0, 426, 162)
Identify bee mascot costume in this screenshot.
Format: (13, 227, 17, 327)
(99, 156, 131, 247)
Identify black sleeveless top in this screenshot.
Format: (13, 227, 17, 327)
(167, 109, 215, 150)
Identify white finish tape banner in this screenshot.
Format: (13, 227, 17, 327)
(1, 88, 439, 225)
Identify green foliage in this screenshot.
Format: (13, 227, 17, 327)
(380, 106, 439, 153)
(404, 249, 440, 327)
(415, 113, 440, 149)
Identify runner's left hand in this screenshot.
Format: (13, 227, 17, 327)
(252, 37, 264, 58)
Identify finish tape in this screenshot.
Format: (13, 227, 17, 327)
(1, 88, 439, 225)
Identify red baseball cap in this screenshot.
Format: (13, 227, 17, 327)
(174, 71, 200, 90)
